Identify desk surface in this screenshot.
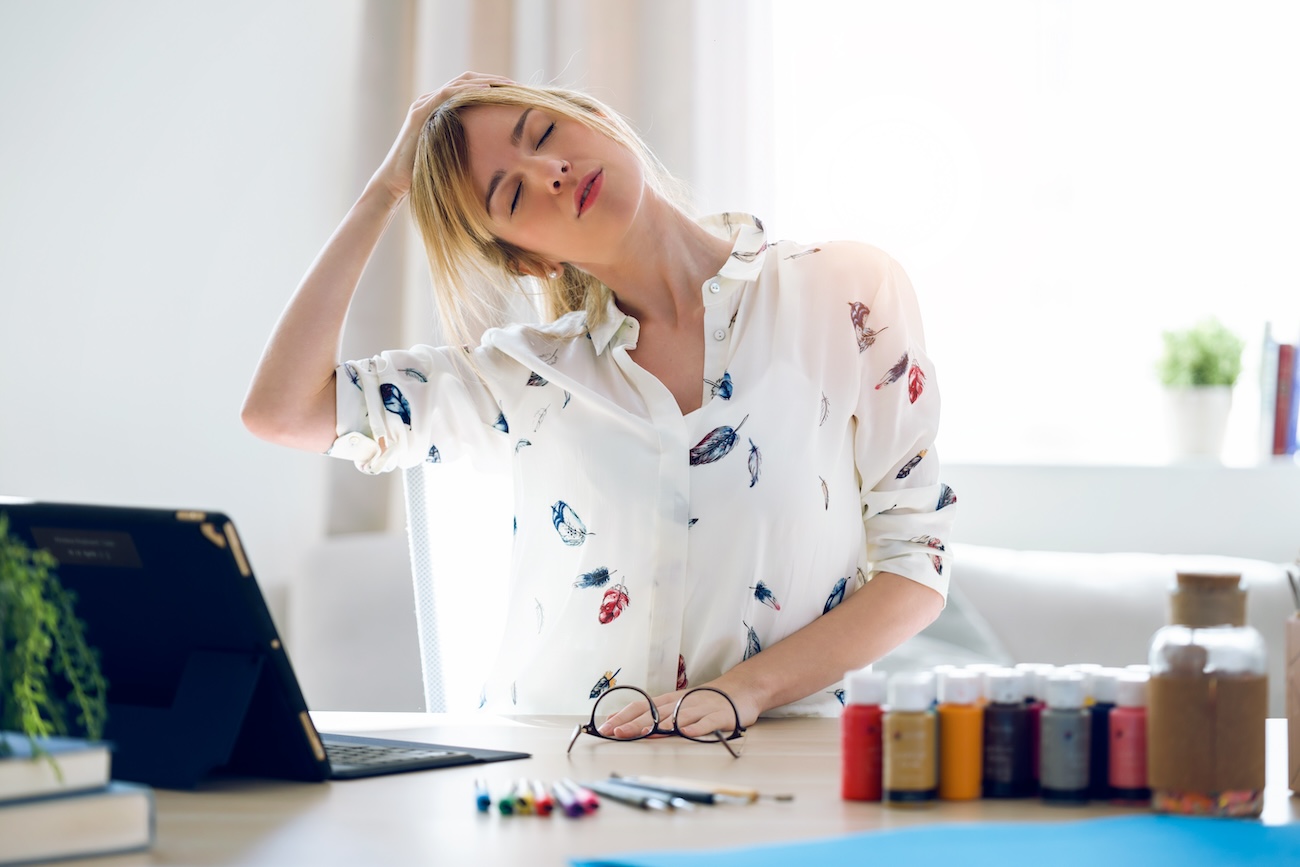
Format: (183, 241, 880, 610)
(91, 714, 1293, 867)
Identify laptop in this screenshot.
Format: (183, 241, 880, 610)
(0, 499, 528, 789)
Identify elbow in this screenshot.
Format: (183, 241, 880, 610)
(240, 393, 333, 453)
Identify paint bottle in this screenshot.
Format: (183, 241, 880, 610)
(1039, 672, 1090, 804)
(1109, 672, 1151, 805)
(1087, 668, 1120, 800)
(883, 673, 937, 805)
(1014, 662, 1053, 786)
(1148, 572, 1268, 818)
(841, 668, 886, 801)
(982, 669, 1034, 798)
(937, 670, 982, 800)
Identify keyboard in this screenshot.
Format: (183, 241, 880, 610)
(320, 733, 476, 779)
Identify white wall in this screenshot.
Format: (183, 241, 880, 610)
(0, 0, 370, 614)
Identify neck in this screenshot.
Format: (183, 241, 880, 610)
(574, 195, 733, 328)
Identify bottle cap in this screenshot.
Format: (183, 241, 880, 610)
(1115, 673, 1148, 708)
(1170, 572, 1246, 627)
(1061, 663, 1102, 700)
(1013, 663, 1054, 701)
(985, 668, 1025, 704)
(844, 667, 887, 705)
(939, 670, 980, 705)
(887, 672, 935, 712)
(1045, 672, 1086, 709)
(1091, 668, 1122, 704)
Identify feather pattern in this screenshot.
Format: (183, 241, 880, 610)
(677, 655, 689, 690)
(849, 302, 888, 352)
(526, 371, 548, 387)
(908, 361, 926, 403)
(573, 567, 615, 589)
(823, 577, 848, 614)
(820, 476, 829, 510)
(937, 483, 958, 510)
(689, 414, 749, 466)
(493, 410, 509, 433)
(911, 535, 947, 575)
(785, 246, 822, 260)
(598, 583, 630, 624)
(590, 668, 620, 699)
(750, 580, 781, 610)
(742, 621, 762, 660)
(896, 449, 928, 479)
(819, 392, 830, 426)
(535, 598, 544, 633)
(551, 500, 591, 546)
(705, 371, 734, 400)
(563, 390, 572, 408)
(534, 406, 548, 432)
(380, 383, 411, 426)
(747, 438, 762, 487)
(400, 367, 428, 382)
(426, 444, 441, 463)
(344, 362, 362, 390)
(515, 439, 532, 453)
(875, 352, 910, 390)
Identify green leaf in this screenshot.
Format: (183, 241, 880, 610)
(1156, 317, 1245, 387)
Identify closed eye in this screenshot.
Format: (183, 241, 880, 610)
(537, 122, 554, 149)
(510, 181, 522, 215)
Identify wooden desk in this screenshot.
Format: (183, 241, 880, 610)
(92, 714, 1294, 866)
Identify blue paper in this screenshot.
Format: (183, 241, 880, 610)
(571, 815, 1300, 867)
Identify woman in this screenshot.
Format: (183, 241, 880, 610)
(243, 72, 955, 740)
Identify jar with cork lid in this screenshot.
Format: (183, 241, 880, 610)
(1147, 571, 1268, 817)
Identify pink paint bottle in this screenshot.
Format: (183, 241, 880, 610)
(1109, 672, 1151, 804)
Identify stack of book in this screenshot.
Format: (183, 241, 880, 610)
(0, 732, 154, 865)
(1262, 323, 1300, 458)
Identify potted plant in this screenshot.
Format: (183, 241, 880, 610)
(0, 513, 108, 759)
(1156, 317, 1245, 462)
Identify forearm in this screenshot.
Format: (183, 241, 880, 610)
(716, 571, 944, 718)
(242, 181, 403, 451)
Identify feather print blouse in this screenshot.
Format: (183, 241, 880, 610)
(328, 214, 955, 717)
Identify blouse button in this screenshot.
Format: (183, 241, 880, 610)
(707, 281, 721, 294)
(712, 329, 726, 341)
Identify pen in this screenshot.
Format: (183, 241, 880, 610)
(551, 780, 584, 818)
(611, 774, 794, 802)
(608, 774, 748, 805)
(475, 779, 492, 813)
(582, 779, 693, 811)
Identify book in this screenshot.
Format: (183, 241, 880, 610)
(0, 732, 111, 804)
(1260, 322, 1278, 458)
(0, 781, 154, 866)
(1276, 343, 1296, 456)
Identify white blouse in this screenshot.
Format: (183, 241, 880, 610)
(327, 213, 955, 717)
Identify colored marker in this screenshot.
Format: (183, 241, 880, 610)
(609, 774, 748, 805)
(583, 779, 693, 811)
(530, 780, 554, 816)
(513, 779, 535, 814)
(561, 778, 601, 813)
(551, 780, 584, 818)
(475, 779, 492, 813)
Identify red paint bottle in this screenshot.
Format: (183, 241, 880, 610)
(841, 668, 887, 801)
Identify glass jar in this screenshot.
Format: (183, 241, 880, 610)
(1147, 571, 1268, 817)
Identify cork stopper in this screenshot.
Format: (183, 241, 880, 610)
(1169, 571, 1246, 627)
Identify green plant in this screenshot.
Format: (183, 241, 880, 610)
(0, 513, 108, 758)
(1156, 318, 1245, 388)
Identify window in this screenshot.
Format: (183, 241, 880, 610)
(770, 0, 1300, 464)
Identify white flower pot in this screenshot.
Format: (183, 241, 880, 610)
(1163, 385, 1233, 462)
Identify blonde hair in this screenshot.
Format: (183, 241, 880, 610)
(409, 83, 688, 348)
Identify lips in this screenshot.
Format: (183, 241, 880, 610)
(576, 169, 602, 217)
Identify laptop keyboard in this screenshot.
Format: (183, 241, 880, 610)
(325, 741, 463, 769)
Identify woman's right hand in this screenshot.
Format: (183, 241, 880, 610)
(371, 71, 514, 202)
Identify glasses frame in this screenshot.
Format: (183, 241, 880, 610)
(566, 685, 746, 758)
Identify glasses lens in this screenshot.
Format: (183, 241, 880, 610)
(674, 688, 744, 746)
(591, 686, 656, 741)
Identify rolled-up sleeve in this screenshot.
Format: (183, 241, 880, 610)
(326, 344, 509, 475)
(848, 251, 955, 600)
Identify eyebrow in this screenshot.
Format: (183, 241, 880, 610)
(485, 108, 534, 216)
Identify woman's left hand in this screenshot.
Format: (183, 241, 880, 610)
(596, 682, 760, 740)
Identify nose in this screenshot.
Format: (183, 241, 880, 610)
(540, 159, 568, 193)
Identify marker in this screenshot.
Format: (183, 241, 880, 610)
(513, 779, 535, 814)
(610, 774, 794, 802)
(530, 780, 554, 816)
(561, 778, 601, 813)
(551, 781, 584, 818)
(475, 779, 492, 813)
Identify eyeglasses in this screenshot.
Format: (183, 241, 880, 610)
(566, 685, 746, 758)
